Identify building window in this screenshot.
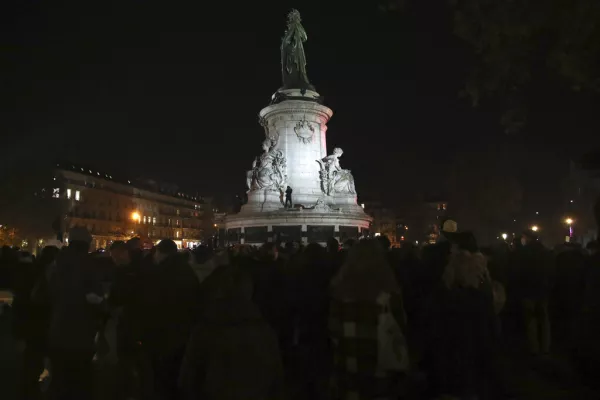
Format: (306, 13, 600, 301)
(75, 190, 80, 201)
(176, 231, 180, 238)
(176, 209, 180, 215)
(153, 217, 157, 225)
(52, 188, 60, 198)
(168, 218, 171, 226)
(143, 216, 147, 224)
(66, 188, 72, 199)
(176, 219, 180, 226)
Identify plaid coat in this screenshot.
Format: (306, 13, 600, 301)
(328, 293, 407, 400)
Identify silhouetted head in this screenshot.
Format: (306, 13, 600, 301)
(154, 239, 178, 264)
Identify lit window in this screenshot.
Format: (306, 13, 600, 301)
(168, 218, 171, 226)
(75, 190, 80, 201)
(176, 231, 180, 238)
(176, 209, 180, 215)
(442, 204, 447, 210)
(176, 219, 180, 226)
(52, 188, 60, 198)
(153, 217, 157, 225)
(66, 188, 72, 199)
(143, 216, 147, 224)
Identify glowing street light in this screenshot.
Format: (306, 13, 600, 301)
(501, 233, 508, 240)
(131, 212, 141, 222)
(565, 218, 574, 238)
(531, 225, 539, 232)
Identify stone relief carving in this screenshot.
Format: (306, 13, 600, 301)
(310, 198, 340, 212)
(259, 116, 278, 141)
(246, 138, 288, 193)
(316, 147, 356, 196)
(293, 116, 315, 144)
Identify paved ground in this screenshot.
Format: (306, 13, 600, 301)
(1, 303, 598, 400)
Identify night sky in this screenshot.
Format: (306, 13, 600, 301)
(2, 1, 600, 227)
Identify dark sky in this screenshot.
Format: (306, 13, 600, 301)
(2, 1, 600, 223)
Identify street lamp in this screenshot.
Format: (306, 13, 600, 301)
(501, 233, 508, 240)
(131, 212, 141, 237)
(531, 225, 539, 232)
(565, 218, 574, 238)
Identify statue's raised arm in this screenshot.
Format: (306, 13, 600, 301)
(280, 10, 315, 91)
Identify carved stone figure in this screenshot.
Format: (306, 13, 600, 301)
(294, 116, 315, 144)
(316, 148, 356, 195)
(281, 10, 315, 91)
(246, 139, 288, 193)
(310, 198, 340, 212)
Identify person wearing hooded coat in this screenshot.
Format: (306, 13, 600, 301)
(179, 262, 285, 400)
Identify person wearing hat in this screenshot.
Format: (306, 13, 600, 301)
(46, 227, 103, 399)
(437, 218, 458, 243)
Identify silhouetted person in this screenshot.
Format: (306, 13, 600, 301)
(14, 243, 60, 400)
(180, 264, 285, 400)
(517, 229, 552, 356)
(107, 240, 140, 399)
(285, 186, 293, 208)
(47, 227, 101, 400)
(135, 239, 200, 400)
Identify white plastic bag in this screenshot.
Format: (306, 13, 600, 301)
(376, 292, 409, 373)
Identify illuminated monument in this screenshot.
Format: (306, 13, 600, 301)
(225, 10, 371, 244)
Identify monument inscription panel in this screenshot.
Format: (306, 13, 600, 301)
(307, 225, 334, 243)
(339, 226, 359, 241)
(273, 225, 302, 243)
(245, 226, 269, 243)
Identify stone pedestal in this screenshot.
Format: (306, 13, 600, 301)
(258, 89, 332, 208)
(226, 88, 372, 244)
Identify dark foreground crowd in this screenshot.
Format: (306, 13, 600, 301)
(2, 226, 600, 400)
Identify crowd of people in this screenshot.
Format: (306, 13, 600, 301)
(1, 224, 600, 400)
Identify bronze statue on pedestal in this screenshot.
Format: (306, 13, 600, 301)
(281, 10, 315, 92)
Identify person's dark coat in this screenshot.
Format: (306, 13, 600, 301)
(47, 245, 102, 352)
(133, 254, 200, 356)
(180, 265, 285, 400)
(516, 241, 552, 301)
